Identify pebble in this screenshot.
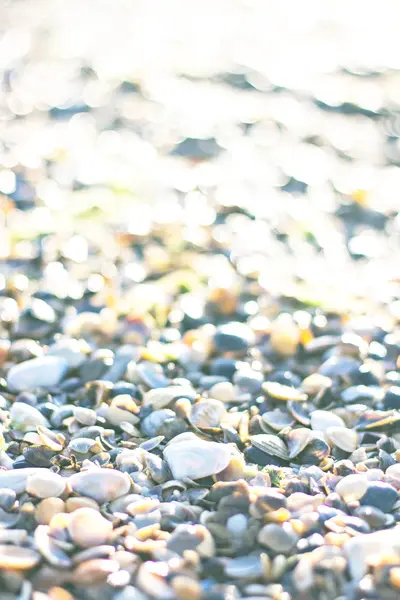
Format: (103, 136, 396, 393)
(142, 386, 196, 410)
(224, 556, 263, 579)
(0, 467, 49, 494)
(209, 381, 235, 403)
(7, 356, 68, 392)
(10, 402, 49, 431)
(26, 471, 66, 498)
(335, 474, 369, 502)
(163, 433, 231, 480)
(226, 513, 248, 536)
(68, 469, 131, 504)
(65, 497, 100, 512)
(359, 481, 399, 512)
(0, 544, 41, 570)
(257, 523, 298, 553)
(344, 528, 400, 579)
(36, 498, 66, 525)
(269, 313, 300, 357)
(46, 338, 88, 368)
(214, 322, 255, 353)
(383, 386, 400, 409)
(68, 507, 113, 547)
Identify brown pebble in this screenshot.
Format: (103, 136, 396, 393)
(68, 508, 113, 548)
(172, 575, 202, 600)
(36, 498, 65, 525)
(390, 567, 400, 589)
(65, 497, 100, 512)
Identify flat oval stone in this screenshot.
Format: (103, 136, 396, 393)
(68, 469, 131, 504)
(7, 356, 68, 392)
(335, 474, 369, 503)
(68, 507, 113, 548)
(26, 471, 66, 499)
(10, 402, 49, 431)
(0, 468, 49, 494)
(163, 437, 231, 480)
(224, 555, 263, 579)
(0, 544, 40, 570)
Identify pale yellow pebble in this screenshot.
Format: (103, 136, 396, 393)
(36, 498, 65, 525)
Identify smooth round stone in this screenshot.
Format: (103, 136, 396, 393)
(209, 358, 238, 379)
(311, 410, 345, 433)
(209, 382, 235, 403)
(10, 402, 49, 431)
(335, 474, 369, 502)
(7, 356, 68, 392)
(68, 507, 113, 548)
(26, 471, 66, 499)
(318, 356, 360, 378)
(224, 556, 263, 579)
(384, 386, 400, 410)
(214, 322, 255, 353)
(226, 513, 248, 536)
(46, 338, 88, 368)
(233, 369, 263, 394)
(269, 314, 300, 357)
(0, 544, 40, 570)
(68, 469, 131, 504)
(0, 467, 48, 493)
(163, 435, 231, 480)
(36, 497, 65, 525)
(341, 385, 379, 404)
(141, 409, 175, 437)
(257, 523, 297, 553)
(359, 482, 399, 512)
(65, 497, 100, 512)
(142, 386, 196, 410)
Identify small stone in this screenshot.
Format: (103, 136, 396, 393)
(359, 481, 399, 512)
(0, 544, 40, 570)
(384, 386, 400, 410)
(36, 498, 65, 525)
(227, 513, 248, 536)
(74, 407, 97, 426)
(142, 386, 196, 410)
(269, 313, 300, 357)
(209, 381, 235, 403)
(163, 434, 231, 480)
(224, 555, 263, 579)
(311, 410, 345, 433)
(214, 322, 255, 353)
(0, 489, 16, 511)
(68, 468, 131, 504)
(68, 507, 113, 548)
(65, 497, 100, 512)
(10, 402, 49, 431)
(344, 528, 400, 580)
(106, 395, 140, 426)
(172, 575, 202, 600)
(26, 471, 66, 499)
(258, 523, 298, 553)
(7, 356, 68, 392)
(336, 474, 369, 502)
(46, 338, 88, 368)
(0, 468, 48, 494)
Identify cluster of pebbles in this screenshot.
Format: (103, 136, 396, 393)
(1, 1, 400, 599)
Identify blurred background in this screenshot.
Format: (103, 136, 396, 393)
(0, 0, 400, 320)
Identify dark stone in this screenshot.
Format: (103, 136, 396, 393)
(360, 482, 399, 513)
